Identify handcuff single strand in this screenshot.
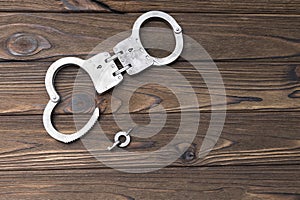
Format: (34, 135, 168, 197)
(43, 11, 184, 147)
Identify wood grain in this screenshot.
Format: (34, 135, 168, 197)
(0, 62, 299, 115)
(0, 1, 299, 199)
(0, 13, 299, 62)
(0, 112, 298, 170)
(0, 166, 299, 200)
(0, 0, 299, 14)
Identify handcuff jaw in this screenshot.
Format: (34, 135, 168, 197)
(43, 101, 100, 143)
(114, 10, 184, 75)
(43, 54, 122, 143)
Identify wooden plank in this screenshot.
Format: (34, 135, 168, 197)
(0, 0, 299, 14)
(0, 62, 299, 115)
(0, 13, 299, 62)
(0, 112, 298, 170)
(0, 166, 299, 199)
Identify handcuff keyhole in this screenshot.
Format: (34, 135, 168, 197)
(118, 135, 127, 143)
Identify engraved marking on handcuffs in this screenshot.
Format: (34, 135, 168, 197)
(43, 11, 183, 144)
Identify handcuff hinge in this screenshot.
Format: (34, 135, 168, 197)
(105, 52, 120, 63)
(114, 65, 131, 76)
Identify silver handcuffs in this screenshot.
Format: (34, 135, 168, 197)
(43, 11, 184, 146)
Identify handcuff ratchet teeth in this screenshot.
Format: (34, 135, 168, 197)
(43, 11, 184, 143)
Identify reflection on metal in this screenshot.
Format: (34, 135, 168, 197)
(43, 11, 184, 144)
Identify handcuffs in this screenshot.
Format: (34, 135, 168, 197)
(43, 11, 184, 149)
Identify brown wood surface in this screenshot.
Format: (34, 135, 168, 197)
(0, 0, 299, 14)
(0, 62, 300, 115)
(0, 112, 299, 170)
(0, 1, 299, 200)
(0, 166, 299, 200)
(0, 13, 299, 62)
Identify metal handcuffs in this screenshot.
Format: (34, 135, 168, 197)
(43, 11, 184, 145)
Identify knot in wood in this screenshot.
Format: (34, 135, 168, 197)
(7, 33, 39, 56)
(182, 150, 195, 161)
(67, 93, 95, 114)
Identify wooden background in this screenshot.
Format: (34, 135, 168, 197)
(0, 0, 299, 199)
